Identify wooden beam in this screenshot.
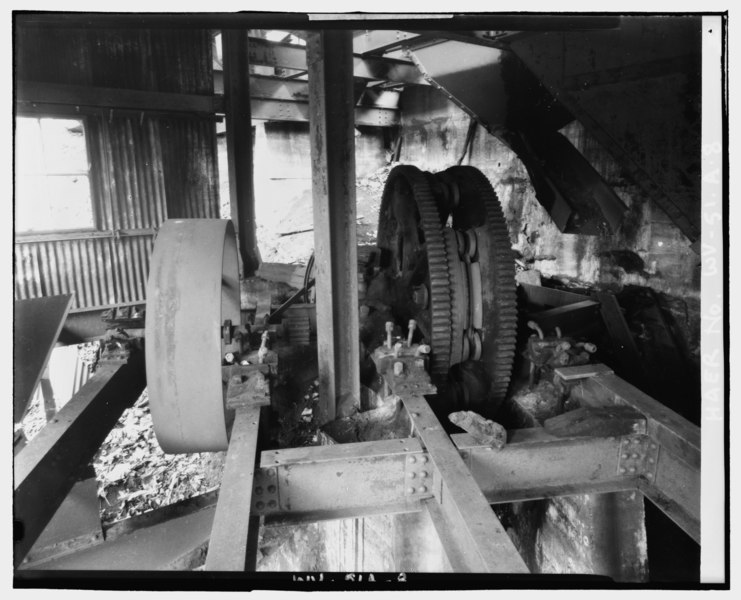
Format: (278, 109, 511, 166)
(204, 406, 262, 571)
(17, 76, 399, 128)
(223, 29, 260, 277)
(15, 228, 156, 244)
(307, 30, 361, 423)
(402, 395, 529, 573)
(16, 80, 218, 115)
(14, 355, 146, 567)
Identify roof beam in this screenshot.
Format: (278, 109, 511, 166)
(248, 36, 428, 85)
(16, 80, 218, 115)
(352, 30, 421, 55)
(16, 80, 399, 127)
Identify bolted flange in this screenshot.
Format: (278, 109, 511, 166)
(617, 434, 659, 478)
(253, 467, 280, 514)
(404, 452, 433, 498)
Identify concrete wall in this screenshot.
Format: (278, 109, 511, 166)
(398, 84, 702, 407)
(398, 85, 700, 300)
(218, 121, 389, 264)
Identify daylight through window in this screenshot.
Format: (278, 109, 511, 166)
(15, 117, 94, 233)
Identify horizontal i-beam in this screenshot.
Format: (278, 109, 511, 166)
(561, 364, 701, 543)
(250, 429, 635, 526)
(14, 355, 147, 567)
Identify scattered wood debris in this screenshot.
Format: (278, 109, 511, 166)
(92, 390, 225, 525)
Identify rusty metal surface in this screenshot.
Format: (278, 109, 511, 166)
(407, 40, 509, 132)
(14, 354, 146, 567)
(558, 364, 701, 543)
(145, 219, 241, 453)
(508, 17, 701, 243)
(204, 405, 262, 571)
(18, 504, 215, 571)
(402, 394, 529, 573)
(13, 295, 73, 422)
(456, 431, 633, 503)
(23, 477, 103, 566)
(255, 438, 427, 520)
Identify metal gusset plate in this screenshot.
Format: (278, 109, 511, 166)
(377, 165, 453, 385)
(435, 166, 518, 405)
(145, 219, 241, 453)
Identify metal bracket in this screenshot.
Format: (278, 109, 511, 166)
(253, 467, 280, 515)
(617, 434, 659, 479)
(371, 343, 437, 397)
(404, 451, 434, 499)
(225, 369, 271, 410)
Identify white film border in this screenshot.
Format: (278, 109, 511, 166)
(700, 14, 725, 585)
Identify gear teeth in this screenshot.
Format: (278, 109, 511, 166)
(442, 166, 519, 406)
(378, 165, 452, 389)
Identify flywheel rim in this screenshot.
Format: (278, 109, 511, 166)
(145, 219, 241, 453)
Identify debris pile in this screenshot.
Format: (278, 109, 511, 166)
(92, 391, 225, 525)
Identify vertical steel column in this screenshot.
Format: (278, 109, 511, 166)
(223, 29, 260, 277)
(307, 30, 360, 422)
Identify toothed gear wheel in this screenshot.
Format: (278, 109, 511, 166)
(444, 227, 469, 366)
(377, 165, 452, 385)
(436, 166, 518, 404)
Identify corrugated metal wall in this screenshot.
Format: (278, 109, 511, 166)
(14, 26, 219, 310)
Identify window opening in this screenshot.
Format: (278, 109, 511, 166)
(15, 116, 94, 233)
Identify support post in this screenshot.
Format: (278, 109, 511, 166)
(307, 30, 360, 422)
(223, 29, 260, 277)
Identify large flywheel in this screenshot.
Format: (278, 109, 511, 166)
(145, 219, 241, 453)
(376, 165, 517, 408)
